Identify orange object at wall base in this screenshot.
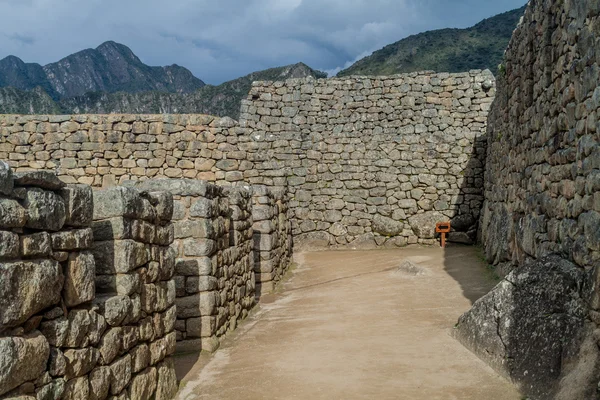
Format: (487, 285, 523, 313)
(435, 222, 451, 248)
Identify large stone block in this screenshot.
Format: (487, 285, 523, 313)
(408, 211, 447, 239)
(183, 238, 217, 257)
(372, 214, 404, 236)
(0, 259, 63, 328)
(64, 347, 100, 379)
(0, 161, 13, 196)
(92, 240, 148, 274)
(454, 255, 598, 399)
(59, 184, 93, 227)
(13, 170, 65, 190)
(20, 232, 51, 258)
(176, 292, 218, 318)
(154, 358, 178, 400)
(63, 251, 95, 307)
(0, 332, 49, 396)
(93, 186, 143, 220)
(50, 228, 93, 250)
(0, 198, 26, 229)
(0, 231, 19, 260)
(23, 188, 66, 231)
(109, 354, 132, 395)
(128, 366, 157, 400)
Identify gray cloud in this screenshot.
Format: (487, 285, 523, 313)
(0, 0, 527, 84)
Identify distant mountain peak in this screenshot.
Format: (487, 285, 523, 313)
(0, 40, 205, 99)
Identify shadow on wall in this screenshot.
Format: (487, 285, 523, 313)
(442, 134, 492, 305)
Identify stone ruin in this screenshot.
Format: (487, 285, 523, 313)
(0, 0, 599, 398)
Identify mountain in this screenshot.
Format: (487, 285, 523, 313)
(0, 41, 205, 100)
(0, 87, 60, 114)
(337, 5, 526, 77)
(29, 62, 327, 119)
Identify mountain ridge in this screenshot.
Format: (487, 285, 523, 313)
(337, 5, 526, 77)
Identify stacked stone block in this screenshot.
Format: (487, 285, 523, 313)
(0, 114, 247, 187)
(239, 71, 493, 247)
(90, 186, 178, 400)
(0, 162, 96, 399)
(252, 186, 292, 294)
(126, 180, 256, 353)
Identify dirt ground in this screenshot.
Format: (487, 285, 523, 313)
(174, 246, 521, 400)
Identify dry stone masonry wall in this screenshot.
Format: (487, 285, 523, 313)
(0, 114, 247, 187)
(252, 186, 292, 295)
(456, 1, 600, 399)
(0, 69, 495, 248)
(239, 71, 494, 247)
(124, 179, 256, 353)
(0, 162, 178, 400)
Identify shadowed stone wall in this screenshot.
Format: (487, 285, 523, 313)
(456, 1, 600, 398)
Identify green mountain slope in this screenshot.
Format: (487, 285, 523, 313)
(337, 5, 526, 77)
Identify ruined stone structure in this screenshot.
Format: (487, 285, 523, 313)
(0, 69, 494, 248)
(455, 1, 600, 398)
(0, 165, 178, 400)
(2, 1, 600, 397)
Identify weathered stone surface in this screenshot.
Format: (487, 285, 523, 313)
(23, 188, 66, 231)
(98, 327, 123, 365)
(61, 375, 88, 400)
(109, 354, 132, 395)
(0, 259, 62, 327)
(59, 184, 93, 227)
(0, 333, 49, 396)
(0, 231, 19, 260)
(88, 366, 111, 400)
(0, 161, 13, 196)
(93, 186, 142, 220)
(408, 212, 447, 239)
(19, 232, 51, 258)
(63, 251, 95, 307)
(0, 198, 26, 229)
(372, 215, 404, 236)
(454, 255, 597, 399)
(128, 366, 157, 399)
(13, 170, 65, 190)
(63, 347, 100, 379)
(154, 358, 178, 400)
(91, 240, 148, 274)
(50, 228, 93, 250)
(176, 292, 218, 318)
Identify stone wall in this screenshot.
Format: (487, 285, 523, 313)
(0, 114, 247, 187)
(0, 69, 495, 249)
(0, 163, 178, 399)
(239, 71, 494, 247)
(125, 179, 256, 353)
(252, 186, 292, 295)
(456, 1, 600, 398)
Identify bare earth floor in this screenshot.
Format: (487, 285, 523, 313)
(174, 246, 521, 400)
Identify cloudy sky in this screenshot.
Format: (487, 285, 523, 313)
(0, 0, 527, 84)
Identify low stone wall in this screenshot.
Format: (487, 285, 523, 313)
(125, 180, 256, 353)
(252, 186, 292, 294)
(0, 163, 177, 399)
(0, 114, 246, 187)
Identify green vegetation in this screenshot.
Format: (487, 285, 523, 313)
(337, 6, 525, 77)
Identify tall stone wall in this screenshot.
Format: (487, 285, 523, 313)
(239, 71, 494, 247)
(124, 180, 256, 353)
(0, 163, 178, 400)
(456, 1, 600, 399)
